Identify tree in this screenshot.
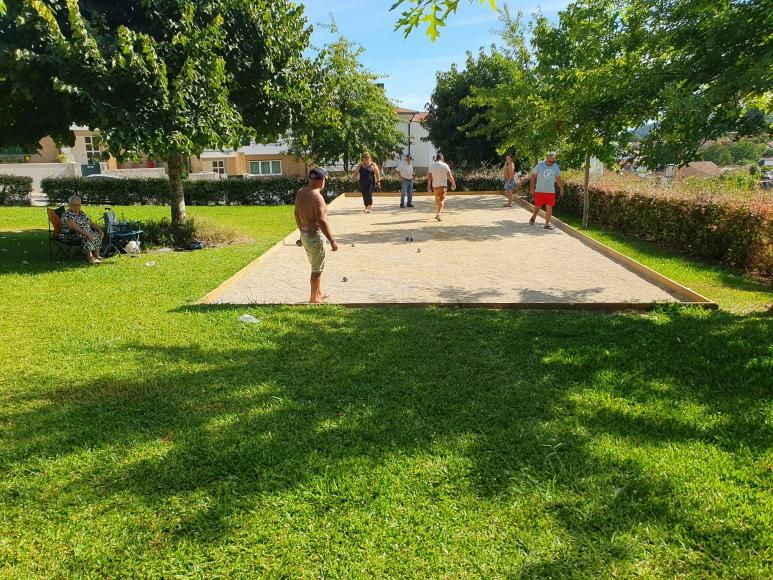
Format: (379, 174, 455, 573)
(463, 11, 558, 169)
(392, 0, 771, 179)
(702, 144, 734, 167)
(531, 0, 652, 227)
(4, 0, 312, 227)
(391, 0, 498, 41)
(0, 1, 87, 151)
(289, 32, 404, 172)
(423, 48, 514, 168)
(637, 0, 772, 174)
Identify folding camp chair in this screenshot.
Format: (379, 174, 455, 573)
(102, 208, 143, 257)
(47, 206, 82, 261)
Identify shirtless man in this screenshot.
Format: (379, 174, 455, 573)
(427, 153, 456, 221)
(503, 153, 516, 207)
(294, 167, 338, 303)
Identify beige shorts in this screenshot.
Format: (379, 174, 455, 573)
(301, 231, 326, 273)
(433, 186, 447, 202)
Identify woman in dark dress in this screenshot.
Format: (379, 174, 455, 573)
(351, 152, 381, 213)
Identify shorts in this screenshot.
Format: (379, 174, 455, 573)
(301, 231, 326, 273)
(504, 177, 516, 190)
(433, 186, 447, 202)
(534, 192, 556, 207)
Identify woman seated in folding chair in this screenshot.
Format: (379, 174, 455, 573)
(60, 195, 104, 264)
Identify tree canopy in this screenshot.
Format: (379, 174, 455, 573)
(423, 48, 513, 168)
(2, 0, 312, 225)
(391, 0, 498, 41)
(404, 0, 772, 179)
(289, 31, 404, 172)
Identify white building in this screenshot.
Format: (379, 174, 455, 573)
(384, 108, 438, 177)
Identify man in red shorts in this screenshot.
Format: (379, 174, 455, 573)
(529, 151, 565, 230)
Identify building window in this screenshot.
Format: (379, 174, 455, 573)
(211, 160, 225, 175)
(84, 136, 100, 164)
(249, 160, 282, 176)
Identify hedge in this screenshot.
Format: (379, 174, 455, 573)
(41, 173, 772, 274)
(0, 174, 33, 206)
(523, 181, 773, 275)
(42, 172, 506, 207)
(42, 177, 171, 206)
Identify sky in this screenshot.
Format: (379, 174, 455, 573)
(300, 0, 572, 112)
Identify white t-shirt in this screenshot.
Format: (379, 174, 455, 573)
(397, 160, 414, 180)
(429, 161, 452, 187)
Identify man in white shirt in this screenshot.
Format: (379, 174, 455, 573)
(427, 153, 456, 221)
(396, 154, 415, 208)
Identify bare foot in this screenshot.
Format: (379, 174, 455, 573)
(435, 215, 442, 221)
(310, 293, 330, 304)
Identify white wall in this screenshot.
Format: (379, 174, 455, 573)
(0, 162, 81, 193)
(187, 172, 221, 181)
(386, 118, 438, 174)
(103, 168, 167, 178)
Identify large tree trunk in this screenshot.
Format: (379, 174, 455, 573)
(581, 151, 591, 228)
(167, 152, 186, 226)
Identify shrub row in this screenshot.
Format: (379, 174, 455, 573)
(0, 174, 33, 205)
(42, 172, 507, 206)
(526, 181, 773, 275)
(42, 177, 171, 206)
(43, 172, 770, 273)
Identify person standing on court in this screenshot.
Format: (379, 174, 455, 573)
(396, 154, 415, 208)
(529, 151, 564, 230)
(427, 153, 456, 221)
(295, 167, 338, 303)
(351, 152, 381, 213)
(503, 153, 516, 207)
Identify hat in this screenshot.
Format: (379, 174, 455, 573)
(547, 151, 557, 157)
(309, 167, 327, 180)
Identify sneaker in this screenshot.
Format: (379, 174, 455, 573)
(407, 204, 414, 207)
(400, 204, 405, 208)
(544, 224, 554, 230)
(529, 216, 535, 225)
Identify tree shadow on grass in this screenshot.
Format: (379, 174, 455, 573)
(0, 229, 114, 275)
(337, 219, 554, 247)
(2, 307, 770, 574)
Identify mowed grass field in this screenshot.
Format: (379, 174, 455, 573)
(0, 204, 771, 577)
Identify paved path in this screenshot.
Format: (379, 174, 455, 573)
(203, 194, 683, 306)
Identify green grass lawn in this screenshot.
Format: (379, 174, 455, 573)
(0, 205, 771, 577)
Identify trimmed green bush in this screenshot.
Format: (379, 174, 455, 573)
(42, 176, 171, 206)
(521, 180, 773, 275)
(43, 169, 507, 207)
(0, 174, 33, 205)
(44, 171, 770, 273)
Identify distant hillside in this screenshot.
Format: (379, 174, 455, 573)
(634, 123, 655, 139)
